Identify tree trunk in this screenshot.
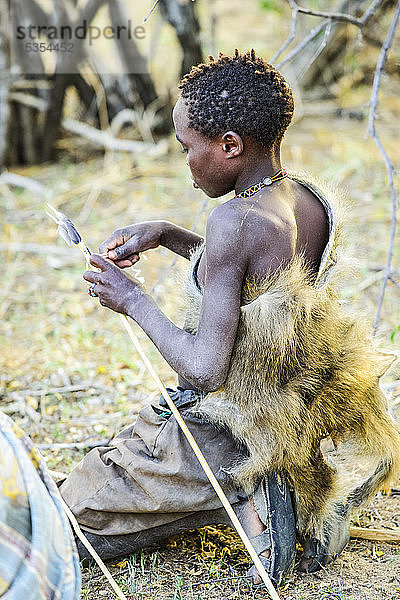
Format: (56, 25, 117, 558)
(0, 1, 11, 170)
(2, 0, 197, 165)
(159, 0, 203, 76)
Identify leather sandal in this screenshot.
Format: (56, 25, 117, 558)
(248, 473, 297, 585)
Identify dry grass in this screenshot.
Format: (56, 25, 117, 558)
(2, 103, 400, 598)
(2, 2, 400, 597)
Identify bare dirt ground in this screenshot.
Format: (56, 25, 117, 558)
(78, 493, 400, 600)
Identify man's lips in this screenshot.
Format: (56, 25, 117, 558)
(191, 179, 199, 189)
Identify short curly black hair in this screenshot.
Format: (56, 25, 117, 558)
(178, 49, 294, 149)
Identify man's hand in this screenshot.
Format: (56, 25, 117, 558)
(83, 254, 146, 315)
(99, 221, 166, 268)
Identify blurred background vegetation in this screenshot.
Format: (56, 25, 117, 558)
(0, 2, 399, 597)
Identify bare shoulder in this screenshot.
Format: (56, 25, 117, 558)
(207, 197, 292, 244)
(205, 196, 296, 280)
(204, 204, 250, 276)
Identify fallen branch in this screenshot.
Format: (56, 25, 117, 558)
(9, 91, 48, 111)
(0, 171, 47, 195)
(2, 401, 40, 422)
(62, 118, 168, 156)
(350, 525, 400, 543)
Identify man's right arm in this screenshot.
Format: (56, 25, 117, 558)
(99, 220, 204, 267)
(161, 221, 204, 259)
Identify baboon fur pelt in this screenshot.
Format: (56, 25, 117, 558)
(180, 173, 400, 542)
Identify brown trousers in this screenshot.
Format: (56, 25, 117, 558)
(60, 388, 247, 535)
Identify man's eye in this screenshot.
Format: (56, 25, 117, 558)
(181, 148, 188, 154)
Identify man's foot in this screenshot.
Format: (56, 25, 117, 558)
(244, 474, 297, 585)
(247, 547, 272, 585)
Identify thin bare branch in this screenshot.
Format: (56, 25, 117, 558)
(293, 0, 383, 27)
(389, 276, 400, 290)
(143, 0, 162, 23)
(368, 1, 400, 137)
(297, 17, 332, 79)
(359, 0, 384, 26)
(372, 132, 398, 334)
(270, 0, 298, 64)
(276, 18, 329, 69)
(273, 0, 383, 66)
(295, 6, 361, 26)
(366, 0, 400, 333)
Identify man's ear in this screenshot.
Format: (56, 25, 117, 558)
(221, 131, 244, 158)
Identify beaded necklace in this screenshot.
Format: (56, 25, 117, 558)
(235, 168, 288, 198)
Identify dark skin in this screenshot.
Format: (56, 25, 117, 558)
(84, 97, 329, 579)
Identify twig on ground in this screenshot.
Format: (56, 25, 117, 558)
(2, 401, 41, 422)
(38, 439, 111, 450)
(19, 384, 104, 396)
(350, 525, 400, 542)
(0, 243, 71, 256)
(181, 574, 250, 590)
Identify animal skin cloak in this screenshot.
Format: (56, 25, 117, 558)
(180, 173, 400, 541)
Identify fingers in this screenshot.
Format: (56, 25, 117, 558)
(99, 230, 126, 255)
(89, 253, 112, 271)
(99, 229, 138, 261)
(106, 243, 138, 261)
(83, 270, 101, 284)
(114, 258, 138, 269)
